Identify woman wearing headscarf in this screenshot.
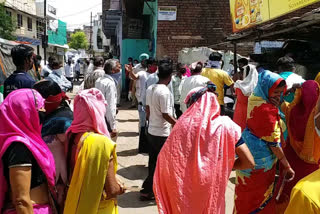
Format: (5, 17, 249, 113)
(64, 89, 124, 214)
(0, 89, 56, 214)
(153, 84, 255, 214)
(233, 64, 259, 131)
(234, 71, 295, 214)
(33, 80, 73, 210)
(275, 80, 320, 213)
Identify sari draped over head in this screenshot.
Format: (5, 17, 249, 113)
(287, 80, 320, 162)
(235, 71, 285, 214)
(0, 89, 56, 212)
(66, 88, 110, 138)
(64, 132, 117, 214)
(275, 80, 320, 213)
(154, 86, 241, 214)
(234, 65, 259, 131)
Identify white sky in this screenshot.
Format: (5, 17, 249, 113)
(48, 0, 102, 30)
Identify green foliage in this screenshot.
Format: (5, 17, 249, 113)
(0, 3, 16, 40)
(68, 31, 89, 50)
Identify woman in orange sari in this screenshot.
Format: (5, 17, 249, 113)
(275, 80, 320, 213)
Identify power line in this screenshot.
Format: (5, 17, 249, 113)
(58, 3, 101, 18)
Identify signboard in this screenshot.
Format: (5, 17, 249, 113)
(230, 0, 320, 32)
(158, 6, 177, 21)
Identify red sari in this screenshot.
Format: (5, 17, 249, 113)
(233, 88, 248, 131)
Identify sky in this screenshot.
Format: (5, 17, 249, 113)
(49, 0, 102, 30)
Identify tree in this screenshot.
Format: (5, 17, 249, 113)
(0, 3, 16, 40)
(68, 31, 89, 50)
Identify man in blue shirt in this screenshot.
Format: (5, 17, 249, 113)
(4, 45, 35, 98)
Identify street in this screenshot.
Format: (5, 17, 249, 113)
(115, 101, 236, 214)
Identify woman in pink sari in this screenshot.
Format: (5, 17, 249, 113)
(0, 89, 56, 214)
(153, 84, 255, 214)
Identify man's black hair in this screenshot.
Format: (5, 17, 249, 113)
(238, 58, 249, 66)
(209, 52, 222, 61)
(33, 79, 61, 99)
(11, 44, 34, 67)
(276, 56, 295, 72)
(193, 62, 203, 73)
(158, 63, 173, 80)
(94, 56, 104, 67)
(128, 57, 133, 61)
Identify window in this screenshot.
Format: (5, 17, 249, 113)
(27, 17, 32, 31)
(17, 14, 23, 28)
(6, 10, 12, 17)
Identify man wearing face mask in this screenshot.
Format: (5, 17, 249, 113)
(4, 44, 36, 98)
(140, 61, 176, 200)
(95, 59, 119, 142)
(46, 59, 72, 92)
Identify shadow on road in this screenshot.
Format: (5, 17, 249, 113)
(117, 148, 139, 157)
(118, 192, 156, 208)
(117, 165, 148, 180)
(118, 132, 139, 137)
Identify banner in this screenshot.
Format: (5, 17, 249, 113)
(230, 0, 320, 33)
(158, 6, 177, 21)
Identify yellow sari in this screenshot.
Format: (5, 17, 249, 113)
(64, 132, 118, 214)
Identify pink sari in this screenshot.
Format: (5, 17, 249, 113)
(154, 88, 241, 214)
(0, 89, 56, 213)
(66, 88, 110, 138)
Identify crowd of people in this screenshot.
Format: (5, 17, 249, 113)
(1, 43, 320, 214)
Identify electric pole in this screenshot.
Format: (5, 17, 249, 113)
(43, 0, 47, 65)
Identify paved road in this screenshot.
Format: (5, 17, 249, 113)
(115, 102, 236, 214)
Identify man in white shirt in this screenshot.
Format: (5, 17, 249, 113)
(46, 59, 72, 92)
(74, 59, 81, 82)
(140, 61, 176, 200)
(64, 59, 74, 82)
(127, 59, 153, 153)
(84, 56, 105, 89)
(95, 59, 119, 141)
(179, 62, 210, 112)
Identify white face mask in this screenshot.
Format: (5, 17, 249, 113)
(53, 68, 63, 76)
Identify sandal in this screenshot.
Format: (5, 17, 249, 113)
(140, 192, 155, 201)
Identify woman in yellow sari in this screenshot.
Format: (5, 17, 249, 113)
(64, 89, 124, 214)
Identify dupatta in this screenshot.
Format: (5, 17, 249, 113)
(0, 89, 56, 211)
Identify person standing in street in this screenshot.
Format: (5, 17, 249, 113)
(179, 62, 210, 113)
(154, 84, 255, 214)
(172, 63, 186, 118)
(74, 59, 81, 82)
(125, 57, 134, 100)
(4, 44, 35, 98)
(84, 56, 105, 89)
(128, 58, 153, 153)
(95, 59, 119, 142)
(202, 52, 235, 115)
(46, 60, 72, 92)
(64, 59, 74, 83)
(140, 62, 176, 200)
(109, 60, 122, 107)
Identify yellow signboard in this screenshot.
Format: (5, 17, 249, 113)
(230, 0, 320, 33)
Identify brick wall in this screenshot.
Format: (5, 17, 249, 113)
(157, 0, 232, 62)
(157, 1, 320, 61)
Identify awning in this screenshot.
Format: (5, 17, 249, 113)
(227, 7, 320, 43)
(16, 36, 41, 46)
